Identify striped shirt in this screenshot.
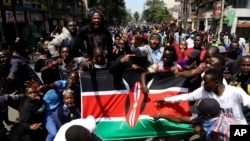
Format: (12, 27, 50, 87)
(209, 114, 237, 141)
(147, 61, 182, 73)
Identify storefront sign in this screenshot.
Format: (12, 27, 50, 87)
(4, 0, 23, 6)
(23, 0, 32, 8)
(30, 12, 44, 21)
(5, 11, 25, 23)
(3, 0, 11, 6)
(237, 20, 250, 28)
(52, 14, 65, 20)
(213, 1, 222, 19)
(31, 0, 41, 9)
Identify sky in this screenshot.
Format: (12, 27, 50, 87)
(125, 0, 147, 14)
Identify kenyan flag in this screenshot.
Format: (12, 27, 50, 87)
(81, 70, 193, 140)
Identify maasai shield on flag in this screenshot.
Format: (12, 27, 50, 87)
(81, 70, 192, 140)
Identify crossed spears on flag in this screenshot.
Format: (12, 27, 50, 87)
(120, 82, 147, 129)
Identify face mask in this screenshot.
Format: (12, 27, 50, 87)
(64, 104, 74, 109)
(200, 117, 218, 139)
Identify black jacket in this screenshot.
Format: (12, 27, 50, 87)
(16, 97, 46, 141)
(73, 25, 113, 59)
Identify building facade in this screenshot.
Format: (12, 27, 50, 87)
(227, 0, 250, 38)
(0, 0, 87, 48)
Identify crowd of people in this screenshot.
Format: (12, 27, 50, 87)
(0, 9, 250, 141)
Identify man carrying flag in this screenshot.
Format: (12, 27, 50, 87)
(80, 67, 193, 140)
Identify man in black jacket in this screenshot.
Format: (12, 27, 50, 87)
(73, 11, 113, 62)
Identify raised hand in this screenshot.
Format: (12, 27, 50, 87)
(151, 113, 161, 120)
(29, 123, 43, 130)
(120, 54, 136, 63)
(154, 99, 166, 105)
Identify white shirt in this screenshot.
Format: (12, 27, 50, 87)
(164, 85, 250, 124)
(54, 116, 96, 141)
(186, 38, 194, 48)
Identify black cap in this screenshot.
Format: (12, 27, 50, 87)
(190, 98, 221, 116)
(188, 49, 201, 59)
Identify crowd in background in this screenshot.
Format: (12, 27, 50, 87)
(1, 10, 250, 141)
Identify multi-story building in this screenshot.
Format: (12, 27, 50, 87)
(185, 0, 250, 38)
(226, 0, 250, 38)
(163, 0, 180, 9)
(0, 0, 87, 48)
(194, 0, 215, 32)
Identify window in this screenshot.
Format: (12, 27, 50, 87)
(232, 0, 248, 8)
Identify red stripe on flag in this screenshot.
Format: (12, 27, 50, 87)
(82, 84, 190, 120)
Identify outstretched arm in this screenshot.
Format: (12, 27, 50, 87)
(140, 71, 150, 94)
(151, 113, 191, 123)
(176, 64, 204, 78)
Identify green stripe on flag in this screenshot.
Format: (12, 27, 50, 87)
(95, 119, 193, 140)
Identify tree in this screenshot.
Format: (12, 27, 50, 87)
(142, 0, 171, 24)
(126, 11, 133, 23)
(133, 12, 140, 22)
(88, 0, 128, 26)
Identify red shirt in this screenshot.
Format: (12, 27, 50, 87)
(171, 41, 183, 61)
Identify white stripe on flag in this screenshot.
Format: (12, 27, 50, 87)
(81, 90, 129, 96)
(96, 115, 154, 122)
(149, 87, 189, 94)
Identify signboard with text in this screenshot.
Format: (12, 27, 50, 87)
(5, 11, 25, 23)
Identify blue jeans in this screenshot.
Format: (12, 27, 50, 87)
(45, 110, 57, 141)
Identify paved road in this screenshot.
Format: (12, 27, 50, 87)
(5, 63, 41, 131)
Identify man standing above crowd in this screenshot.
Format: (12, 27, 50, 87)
(73, 10, 113, 61)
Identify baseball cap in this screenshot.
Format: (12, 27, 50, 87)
(54, 115, 96, 141)
(188, 49, 201, 59)
(218, 46, 228, 54)
(190, 98, 221, 116)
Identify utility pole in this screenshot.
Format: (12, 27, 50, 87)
(196, 1, 199, 31)
(218, 0, 225, 34)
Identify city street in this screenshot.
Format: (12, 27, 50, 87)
(4, 43, 250, 136)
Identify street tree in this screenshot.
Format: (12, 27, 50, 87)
(126, 11, 133, 23)
(142, 0, 171, 24)
(88, 0, 128, 26)
(133, 12, 140, 22)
